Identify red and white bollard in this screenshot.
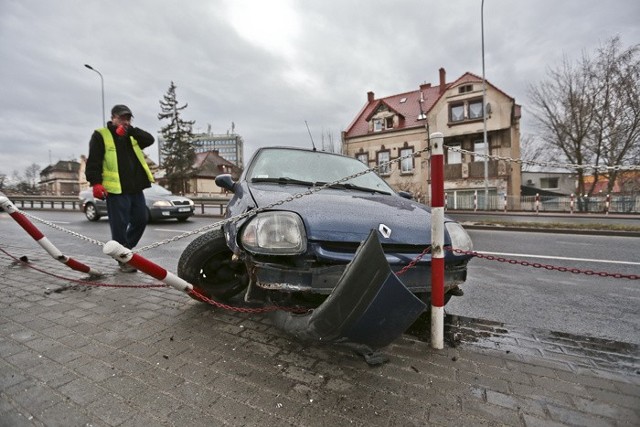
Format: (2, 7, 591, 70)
(503, 193, 508, 212)
(473, 191, 478, 212)
(535, 193, 540, 214)
(429, 132, 445, 350)
(605, 194, 610, 215)
(0, 196, 102, 276)
(103, 241, 193, 293)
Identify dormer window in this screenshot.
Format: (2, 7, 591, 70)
(459, 84, 473, 94)
(372, 115, 394, 132)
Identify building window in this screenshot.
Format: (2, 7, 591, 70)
(356, 153, 369, 165)
(459, 84, 473, 94)
(473, 140, 488, 162)
(468, 99, 483, 119)
(400, 148, 414, 173)
(377, 151, 390, 175)
(373, 119, 383, 132)
(385, 116, 394, 129)
(446, 144, 462, 164)
(450, 103, 464, 122)
(540, 177, 559, 189)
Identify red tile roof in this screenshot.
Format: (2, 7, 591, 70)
(344, 71, 516, 138)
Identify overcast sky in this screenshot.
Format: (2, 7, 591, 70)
(1, 0, 638, 179)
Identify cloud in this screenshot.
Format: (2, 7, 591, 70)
(0, 0, 638, 178)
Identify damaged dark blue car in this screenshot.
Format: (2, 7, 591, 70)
(178, 146, 474, 351)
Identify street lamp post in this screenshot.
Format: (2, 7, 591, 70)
(481, 0, 489, 210)
(84, 64, 105, 126)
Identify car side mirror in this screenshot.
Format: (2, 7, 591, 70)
(398, 191, 413, 200)
(215, 174, 236, 193)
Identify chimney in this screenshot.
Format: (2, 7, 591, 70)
(367, 91, 375, 103)
(419, 82, 431, 92)
(439, 67, 446, 94)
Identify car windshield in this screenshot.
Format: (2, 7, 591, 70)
(247, 148, 394, 194)
(145, 184, 173, 196)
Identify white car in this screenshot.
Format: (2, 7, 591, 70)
(79, 184, 195, 222)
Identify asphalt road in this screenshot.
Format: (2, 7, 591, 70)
(1, 211, 638, 345)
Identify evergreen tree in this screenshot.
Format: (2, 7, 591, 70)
(158, 81, 196, 194)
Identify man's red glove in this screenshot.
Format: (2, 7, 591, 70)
(93, 184, 107, 200)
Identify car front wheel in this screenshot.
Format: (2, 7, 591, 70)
(177, 228, 249, 301)
(84, 203, 100, 221)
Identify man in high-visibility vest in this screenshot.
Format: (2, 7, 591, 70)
(85, 104, 155, 272)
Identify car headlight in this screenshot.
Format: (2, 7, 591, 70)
(445, 222, 473, 252)
(152, 200, 172, 207)
(241, 211, 307, 255)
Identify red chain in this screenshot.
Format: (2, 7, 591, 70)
(395, 246, 432, 276)
(188, 288, 311, 314)
(449, 248, 639, 280)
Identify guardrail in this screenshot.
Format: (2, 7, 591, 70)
(2, 195, 230, 217)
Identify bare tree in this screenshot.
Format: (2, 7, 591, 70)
(24, 163, 41, 190)
(519, 133, 551, 172)
(528, 36, 639, 199)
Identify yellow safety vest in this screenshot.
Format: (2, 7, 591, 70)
(97, 128, 154, 194)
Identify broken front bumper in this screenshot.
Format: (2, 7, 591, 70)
(251, 256, 468, 294)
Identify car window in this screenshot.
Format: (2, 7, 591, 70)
(248, 148, 394, 193)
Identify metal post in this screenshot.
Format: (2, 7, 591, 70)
(429, 132, 445, 350)
(481, 0, 489, 210)
(84, 64, 105, 126)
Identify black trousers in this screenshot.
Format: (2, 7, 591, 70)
(105, 192, 148, 249)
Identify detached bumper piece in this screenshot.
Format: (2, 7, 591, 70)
(272, 230, 426, 364)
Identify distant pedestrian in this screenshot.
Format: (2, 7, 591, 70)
(85, 104, 155, 272)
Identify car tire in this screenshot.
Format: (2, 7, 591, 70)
(177, 228, 249, 302)
(84, 203, 101, 221)
(177, 217, 189, 222)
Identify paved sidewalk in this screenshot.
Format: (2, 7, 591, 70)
(0, 244, 638, 426)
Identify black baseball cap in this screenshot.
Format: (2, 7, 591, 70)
(111, 104, 133, 117)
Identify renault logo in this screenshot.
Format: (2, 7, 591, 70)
(378, 224, 392, 239)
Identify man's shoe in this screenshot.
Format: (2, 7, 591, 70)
(118, 262, 137, 273)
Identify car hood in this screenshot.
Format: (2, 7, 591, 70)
(247, 183, 435, 245)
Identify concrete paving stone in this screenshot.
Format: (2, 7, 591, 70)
(85, 394, 139, 426)
(509, 381, 576, 407)
(164, 405, 234, 427)
(459, 397, 527, 426)
(5, 350, 49, 371)
(57, 377, 106, 406)
(0, 410, 38, 427)
(203, 393, 272, 426)
(38, 324, 74, 340)
(133, 389, 184, 419)
(570, 395, 639, 424)
(614, 380, 640, 396)
(531, 375, 593, 399)
(456, 370, 512, 394)
(546, 403, 617, 427)
(169, 380, 223, 409)
(10, 383, 63, 414)
(522, 413, 574, 427)
(24, 363, 77, 388)
(112, 411, 170, 427)
(585, 386, 640, 411)
(556, 367, 633, 391)
(136, 365, 186, 390)
(484, 389, 547, 417)
(69, 357, 120, 382)
(0, 338, 28, 359)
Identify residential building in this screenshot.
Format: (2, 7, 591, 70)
(39, 160, 81, 195)
(342, 67, 522, 207)
(521, 169, 577, 196)
(155, 150, 242, 196)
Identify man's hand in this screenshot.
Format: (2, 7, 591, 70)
(93, 184, 107, 200)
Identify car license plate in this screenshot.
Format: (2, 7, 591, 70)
(178, 207, 191, 212)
